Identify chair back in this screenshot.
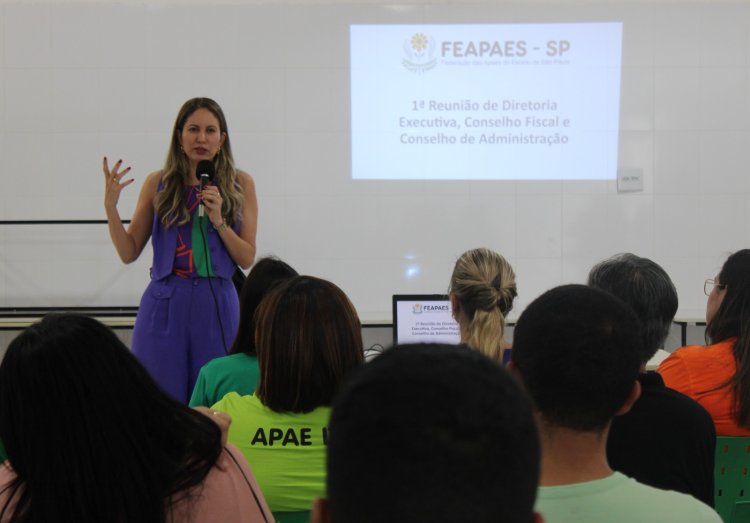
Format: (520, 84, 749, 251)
(715, 436, 750, 523)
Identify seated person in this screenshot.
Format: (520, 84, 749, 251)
(190, 256, 298, 407)
(449, 248, 517, 363)
(510, 285, 721, 523)
(588, 253, 715, 505)
(312, 343, 542, 523)
(659, 249, 750, 436)
(213, 276, 364, 512)
(0, 313, 272, 522)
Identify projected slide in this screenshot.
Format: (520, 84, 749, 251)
(350, 23, 623, 180)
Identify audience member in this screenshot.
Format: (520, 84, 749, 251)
(189, 256, 298, 407)
(312, 343, 542, 523)
(511, 285, 721, 523)
(659, 249, 750, 436)
(449, 247, 517, 363)
(213, 276, 364, 513)
(588, 253, 715, 505)
(0, 314, 272, 522)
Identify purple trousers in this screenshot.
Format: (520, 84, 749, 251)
(132, 274, 239, 403)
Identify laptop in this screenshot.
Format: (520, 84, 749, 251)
(392, 294, 461, 346)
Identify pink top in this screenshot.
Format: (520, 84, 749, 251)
(0, 445, 274, 523)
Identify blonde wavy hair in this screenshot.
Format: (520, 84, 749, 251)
(155, 97, 244, 228)
(449, 248, 517, 361)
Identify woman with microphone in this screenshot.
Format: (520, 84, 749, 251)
(103, 97, 258, 403)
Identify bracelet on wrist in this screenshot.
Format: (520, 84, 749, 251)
(215, 221, 229, 233)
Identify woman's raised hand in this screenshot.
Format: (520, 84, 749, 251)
(102, 157, 134, 209)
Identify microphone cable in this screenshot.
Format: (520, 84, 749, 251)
(198, 208, 229, 355)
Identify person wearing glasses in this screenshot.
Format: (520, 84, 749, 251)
(658, 249, 750, 436)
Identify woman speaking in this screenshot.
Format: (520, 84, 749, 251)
(103, 97, 258, 403)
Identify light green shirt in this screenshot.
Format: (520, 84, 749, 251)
(212, 392, 330, 512)
(189, 353, 260, 408)
(537, 472, 722, 523)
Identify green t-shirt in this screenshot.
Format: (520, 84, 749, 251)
(212, 392, 330, 512)
(537, 472, 721, 523)
(189, 353, 260, 408)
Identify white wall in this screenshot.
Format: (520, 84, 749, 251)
(1, 0, 747, 322)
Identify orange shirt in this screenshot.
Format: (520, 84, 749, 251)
(658, 338, 750, 436)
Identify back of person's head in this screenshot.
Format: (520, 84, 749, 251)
(449, 248, 517, 360)
(511, 284, 643, 432)
(0, 314, 222, 522)
(321, 343, 540, 523)
(255, 275, 364, 413)
(229, 256, 298, 356)
(707, 249, 750, 427)
(588, 253, 678, 363)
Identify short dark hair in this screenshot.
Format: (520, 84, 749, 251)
(511, 284, 643, 431)
(326, 343, 540, 523)
(0, 314, 222, 521)
(588, 253, 678, 362)
(255, 275, 364, 413)
(229, 256, 298, 356)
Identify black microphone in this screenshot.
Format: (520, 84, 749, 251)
(196, 160, 215, 218)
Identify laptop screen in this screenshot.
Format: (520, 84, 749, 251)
(392, 294, 461, 346)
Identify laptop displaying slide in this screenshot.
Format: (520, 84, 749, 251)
(392, 294, 461, 346)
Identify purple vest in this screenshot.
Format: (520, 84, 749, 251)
(150, 182, 239, 281)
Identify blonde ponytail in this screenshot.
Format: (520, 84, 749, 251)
(449, 248, 517, 362)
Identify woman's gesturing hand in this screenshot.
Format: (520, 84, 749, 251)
(102, 157, 134, 209)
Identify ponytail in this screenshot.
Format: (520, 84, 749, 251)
(450, 248, 517, 363)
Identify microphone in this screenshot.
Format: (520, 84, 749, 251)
(196, 160, 215, 218)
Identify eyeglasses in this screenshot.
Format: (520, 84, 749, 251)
(704, 279, 727, 296)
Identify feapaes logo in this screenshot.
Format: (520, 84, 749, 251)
(412, 303, 450, 314)
(402, 33, 437, 73)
